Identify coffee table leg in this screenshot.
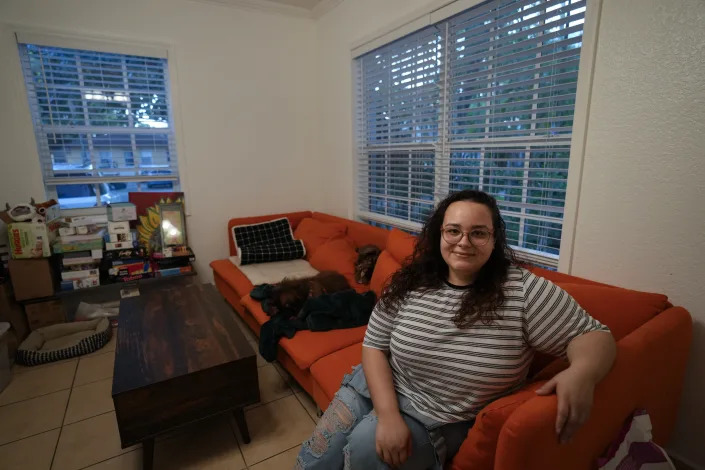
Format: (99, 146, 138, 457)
(143, 438, 154, 470)
(233, 407, 251, 444)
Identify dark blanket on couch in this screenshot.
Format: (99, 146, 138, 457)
(256, 288, 376, 362)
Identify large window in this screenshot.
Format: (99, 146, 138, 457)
(356, 0, 586, 267)
(18, 42, 179, 209)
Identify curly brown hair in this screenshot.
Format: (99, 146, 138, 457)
(379, 190, 517, 328)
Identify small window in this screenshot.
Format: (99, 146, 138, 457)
(18, 43, 181, 209)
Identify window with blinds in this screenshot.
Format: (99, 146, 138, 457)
(355, 0, 586, 267)
(18, 43, 179, 209)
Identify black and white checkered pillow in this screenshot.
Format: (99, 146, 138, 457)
(232, 218, 295, 250)
(238, 240, 306, 265)
(232, 217, 306, 265)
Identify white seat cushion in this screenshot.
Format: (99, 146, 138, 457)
(229, 256, 319, 285)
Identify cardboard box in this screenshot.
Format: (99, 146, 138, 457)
(107, 221, 130, 234)
(0, 322, 10, 392)
(107, 203, 136, 222)
(24, 299, 65, 330)
(8, 258, 55, 301)
(7, 222, 51, 259)
(0, 283, 30, 343)
(40, 202, 61, 223)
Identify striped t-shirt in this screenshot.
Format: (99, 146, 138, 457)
(362, 266, 609, 423)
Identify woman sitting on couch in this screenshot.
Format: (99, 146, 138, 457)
(296, 190, 616, 470)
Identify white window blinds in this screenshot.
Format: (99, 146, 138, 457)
(18, 42, 179, 207)
(356, 0, 587, 267)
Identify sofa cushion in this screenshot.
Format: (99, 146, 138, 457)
(386, 228, 416, 265)
(294, 217, 347, 257)
(369, 251, 401, 298)
(312, 212, 389, 249)
(309, 238, 368, 293)
(210, 258, 254, 299)
(310, 342, 363, 405)
(450, 381, 547, 470)
(241, 295, 272, 326)
(279, 328, 367, 370)
(557, 283, 669, 341)
(527, 265, 611, 287)
(241, 293, 368, 370)
(529, 283, 668, 377)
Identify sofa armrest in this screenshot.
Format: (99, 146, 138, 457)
(494, 307, 692, 470)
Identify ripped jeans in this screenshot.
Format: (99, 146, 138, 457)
(295, 365, 472, 470)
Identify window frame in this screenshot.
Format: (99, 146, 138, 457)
(14, 32, 185, 211)
(352, 0, 603, 271)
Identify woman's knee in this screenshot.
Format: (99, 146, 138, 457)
(298, 387, 370, 468)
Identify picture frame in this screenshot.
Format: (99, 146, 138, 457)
(158, 203, 187, 248)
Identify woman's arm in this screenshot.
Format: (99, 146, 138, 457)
(567, 330, 616, 383)
(362, 346, 412, 467)
(536, 331, 616, 443)
(362, 346, 399, 417)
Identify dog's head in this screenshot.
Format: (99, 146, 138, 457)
(354, 245, 381, 284)
(269, 279, 309, 316)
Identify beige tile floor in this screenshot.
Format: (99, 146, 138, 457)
(0, 324, 320, 470)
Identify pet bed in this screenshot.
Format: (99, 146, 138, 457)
(16, 318, 112, 366)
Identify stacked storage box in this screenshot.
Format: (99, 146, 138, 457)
(56, 218, 105, 291)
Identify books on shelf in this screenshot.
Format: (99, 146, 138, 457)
(104, 247, 145, 261)
(156, 265, 193, 277)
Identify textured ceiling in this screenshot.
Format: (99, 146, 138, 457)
(260, 0, 323, 8)
(196, 0, 337, 17)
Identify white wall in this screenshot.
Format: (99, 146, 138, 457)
(314, 0, 705, 466)
(0, 0, 318, 281)
(569, 0, 705, 466)
(312, 0, 439, 217)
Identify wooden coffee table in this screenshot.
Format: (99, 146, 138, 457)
(112, 280, 259, 470)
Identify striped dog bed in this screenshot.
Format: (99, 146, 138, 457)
(16, 318, 112, 366)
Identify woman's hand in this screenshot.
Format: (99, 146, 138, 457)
(375, 411, 412, 468)
(535, 366, 596, 444)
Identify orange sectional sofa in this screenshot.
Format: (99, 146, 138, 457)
(210, 211, 693, 470)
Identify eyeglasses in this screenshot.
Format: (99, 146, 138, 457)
(441, 227, 494, 246)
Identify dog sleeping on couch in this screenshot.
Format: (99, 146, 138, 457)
(269, 271, 350, 316)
